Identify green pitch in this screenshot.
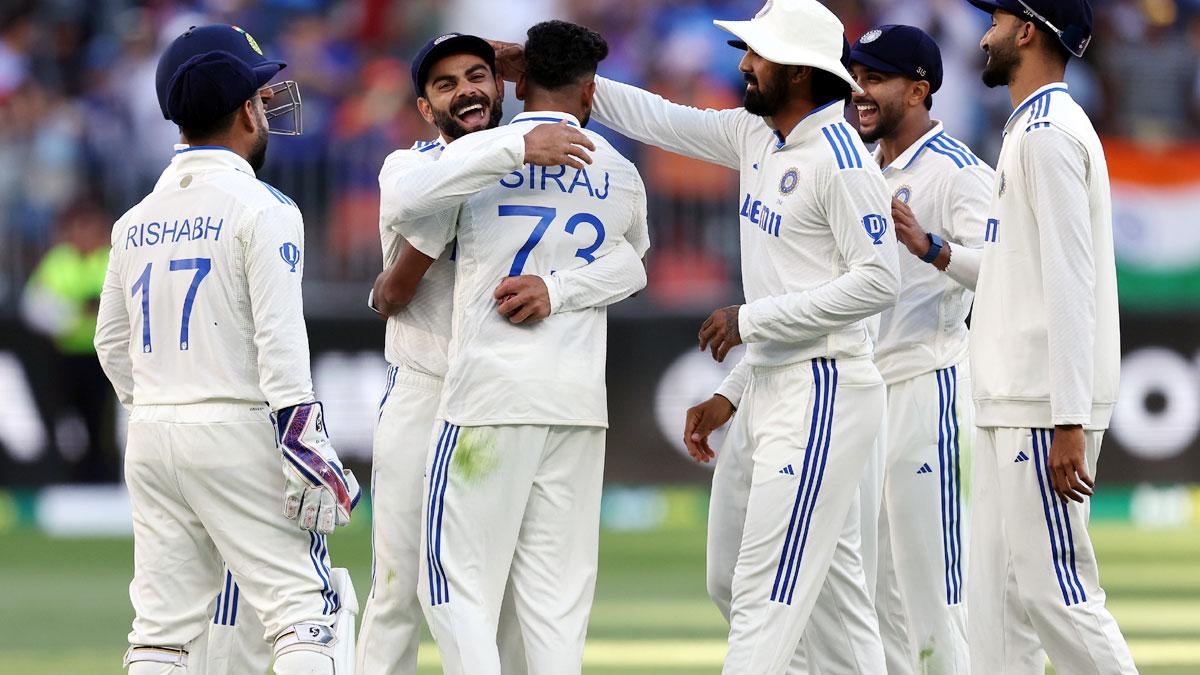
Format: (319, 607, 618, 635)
(1, 521, 1198, 674)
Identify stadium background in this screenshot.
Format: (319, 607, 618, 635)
(1, 0, 1198, 672)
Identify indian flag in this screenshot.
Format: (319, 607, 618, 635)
(1106, 138, 1200, 310)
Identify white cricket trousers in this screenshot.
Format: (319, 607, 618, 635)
(358, 365, 526, 675)
(124, 402, 339, 655)
(418, 422, 605, 675)
(969, 427, 1137, 674)
(871, 364, 973, 674)
(706, 356, 886, 674)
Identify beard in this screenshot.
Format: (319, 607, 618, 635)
(981, 38, 1021, 88)
(248, 124, 268, 171)
(858, 98, 905, 144)
(432, 94, 504, 141)
(743, 67, 790, 117)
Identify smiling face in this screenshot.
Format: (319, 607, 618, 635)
(850, 63, 921, 143)
(419, 53, 504, 140)
(980, 10, 1024, 88)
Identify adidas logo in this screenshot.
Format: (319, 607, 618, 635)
(1015, 451, 1030, 463)
(916, 463, 933, 475)
(779, 465, 795, 476)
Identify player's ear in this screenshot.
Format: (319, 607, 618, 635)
(1015, 20, 1037, 49)
(493, 71, 505, 103)
(515, 74, 527, 101)
(580, 79, 596, 111)
(791, 65, 811, 86)
(416, 96, 435, 125)
(910, 80, 930, 109)
(240, 98, 258, 134)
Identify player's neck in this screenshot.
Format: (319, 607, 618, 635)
(877, 113, 935, 169)
(522, 93, 584, 125)
(767, 98, 818, 139)
(181, 133, 255, 168)
(1006, 61, 1066, 110)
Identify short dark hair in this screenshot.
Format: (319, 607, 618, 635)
(1041, 31, 1071, 67)
(924, 93, 933, 111)
(811, 67, 851, 108)
(179, 106, 240, 143)
(524, 20, 608, 90)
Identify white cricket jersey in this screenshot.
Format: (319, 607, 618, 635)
(970, 83, 1120, 429)
(94, 146, 314, 410)
(378, 138, 455, 378)
(400, 111, 650, 428)
(873, 122, 993, 384)
(592, 77, 899, 370)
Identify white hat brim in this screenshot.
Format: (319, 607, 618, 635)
(713, 19, 864, 95)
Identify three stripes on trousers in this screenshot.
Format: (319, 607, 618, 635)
(770, 358, 839, 605)
(936, 366, 964, 606)
(426, 421, 460, 606)
(1032, 428, 1087, 606)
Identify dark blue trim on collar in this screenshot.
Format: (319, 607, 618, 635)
(513, 115, 579, 127)
(175, 145, 239, 155)
(1005, 87, 1068, 129)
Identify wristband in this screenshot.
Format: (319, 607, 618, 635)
(921, 233, 945, 264)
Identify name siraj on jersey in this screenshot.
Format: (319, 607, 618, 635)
(499, 164, 610, 200)
(125, 217, 223, 250)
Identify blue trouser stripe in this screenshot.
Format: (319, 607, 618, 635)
(936, 369, 953, 606)
(432, 425, 461, 605)
(948, 367, 964, 604)
(425, 422, 452, 605)
(1032, 430, 1074, 605)
(230, 582, 239, 626)
(1037, 429, 1087, 604)
(378, 365, 398, 421)
(770, 360, 827, 603)
(785, 358, 838, 605)
(770, 358, 838, 605)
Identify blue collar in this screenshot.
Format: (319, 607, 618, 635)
(510, 111, 581, 127)
(174, 145, 239, 155)
(1004, 83, 1069, 131)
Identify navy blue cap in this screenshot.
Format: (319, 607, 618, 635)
(850, 25, 943, 94)
(965, 0, 1093, 57)
(411, 33, 496, 96)
(156, 24, 286, 123)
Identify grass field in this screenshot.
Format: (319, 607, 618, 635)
(2, 520, 1198, 674)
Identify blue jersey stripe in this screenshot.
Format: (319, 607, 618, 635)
(821, 127, 846, 170)
(928, 141, 966, 169)
(931, 137, 969, 167)
(835, 124, 863, 168)
(937, 136, 979, 166)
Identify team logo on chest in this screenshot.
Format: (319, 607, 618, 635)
(779, 167, 800, 195)
(862, 214, 888, 245)
(894, 185, 912, 204)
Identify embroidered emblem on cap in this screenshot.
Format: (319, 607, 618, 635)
(232, 25, 263, 56)
(780, 168, 800, 195)
(434, 33, 459, 45)
(860, 29, 883, 44)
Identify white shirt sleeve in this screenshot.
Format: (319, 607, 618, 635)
(240, 204, 316, 411)
(738, 170, 901, 343)
(94, 228, 134, 409)
(943, 165, 992, 291)
(1021, 127, 1096, 425)
(542, 165, 651, 313)
(591, 76, 752, 170)
(379, 135, 524, 225)
(714, 357, 752, 409)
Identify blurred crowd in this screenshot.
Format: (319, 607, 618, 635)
(3, 0, 1200, 316)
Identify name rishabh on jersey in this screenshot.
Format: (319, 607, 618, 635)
(400, 111, 650, 429)
(95, 146, 315, 410)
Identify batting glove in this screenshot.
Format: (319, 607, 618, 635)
(275, 402, 361, 534)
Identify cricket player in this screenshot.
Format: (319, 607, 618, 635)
(358, 32, 633, 675)
(964, 1, 1137, 673)
(93, 24, 360, 675)
(495, 1, 897, 671)
(390, 21, 649, 674)
(845, 25, 994, 674)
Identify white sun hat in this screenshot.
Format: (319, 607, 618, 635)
(714, 0, 863, 95)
